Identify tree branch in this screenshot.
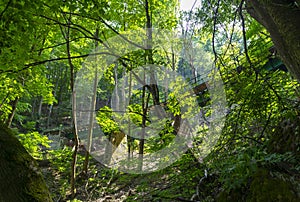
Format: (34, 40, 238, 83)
(212, 0, 220, 65)
(0, 52, 121, 74)
(0, 0, 12, 21)
(239, 0, 256, 78)
(60, 11, 145, 50)
(36, 37, 87, 52)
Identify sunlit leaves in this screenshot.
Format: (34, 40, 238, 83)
(17, 131, 51, 159)
(96, 106, 119, 134)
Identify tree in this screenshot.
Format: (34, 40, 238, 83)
(0, 0, 299, 200)
(246, 0, 300, 82)
(0, 123, 52, 201)
(0, 0, 56, 127)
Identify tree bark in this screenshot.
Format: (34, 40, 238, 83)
(83, 29, 99, 174)
(127, 71, 134, 159)
(61, 14, 80, 198)
(0, 123, 52, 202)
(6, 98, 19, 127)
(246, 0, 300, 82)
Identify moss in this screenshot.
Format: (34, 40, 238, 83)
(216, 168, 299, 202)
(217, 188, 246, 202)
(0, 123, 52, 202)
(248, 168, 298, 202)
(268, 116, 300, 154)
(27, 178, 52, 202)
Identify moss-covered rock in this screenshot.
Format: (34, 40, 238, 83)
(248, 168, 298, 202)
(216, 187, 246, 202)
(216, 168, 299, 202)
(0, 123, 52, 202)
(268, 116, 300, 154)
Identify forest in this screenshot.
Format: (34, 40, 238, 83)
(0, 0, 300, 201)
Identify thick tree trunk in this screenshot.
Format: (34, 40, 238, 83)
(246, 0, 300, 82)
(0, 123, 52, 202)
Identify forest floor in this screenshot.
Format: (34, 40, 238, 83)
(39, 141, 300, 202)
(41, 151, 205, 202)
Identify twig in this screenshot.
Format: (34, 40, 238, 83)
(0, 0, 12, 20)
(258, 109, 273, 140)
(212, 0, 221, 66)
(239, 0, 257, 79)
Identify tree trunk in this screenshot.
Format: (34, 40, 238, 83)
(127, 72, 133, 159)
(62, 14, 80, 198)
(104, 131, 126, 164)
(246, 0, 300, 82)
(83, 29, 99, 174)
(138, 85, 150, 171)
(6, 97, 19, 127)
(0, 123, 52, 202)
(82, 66, 97, 173)
(38, 97, 43, 118)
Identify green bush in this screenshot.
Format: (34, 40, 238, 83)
(17, 131, 51, 159)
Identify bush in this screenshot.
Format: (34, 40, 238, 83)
(17, 131, 51, 159)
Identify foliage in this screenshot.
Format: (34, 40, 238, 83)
(1, 0, 300, 201)
(17, 132, 51, 160)
(96, 106, 119, 134)
(47, 147, 86, 199)
(0, 123, 52, 201)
